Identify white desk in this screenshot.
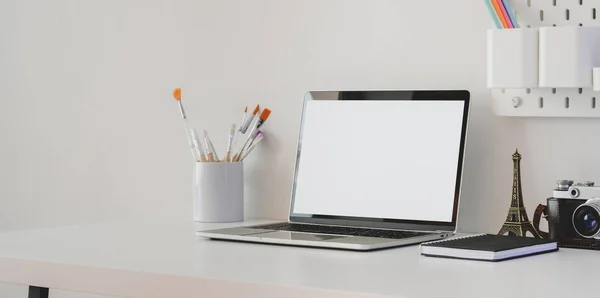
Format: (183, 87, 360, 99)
(0, 219, 595, 298)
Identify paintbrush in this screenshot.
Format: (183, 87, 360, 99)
(241, 104, 260, 133)
(241, 131, 264, 161)
(239, 106, 248, 133)
(224, 124, 236, 162)
(172, 88, 200, 161)
(191, 128, 207, 162)
(235, 109, 271, 161)
(204, 129, 219, 162)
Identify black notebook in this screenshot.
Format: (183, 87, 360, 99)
(420, 234, 558, 261)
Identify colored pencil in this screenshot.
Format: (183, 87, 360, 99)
(501, 0, 519, 28)
(491, 0, 509, 28)
(497, 0, 514, 28)
(484, 0, 502, 29)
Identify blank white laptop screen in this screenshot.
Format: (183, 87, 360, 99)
(291, 99, 465, 222)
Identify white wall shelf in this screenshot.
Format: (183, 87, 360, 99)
(490, 0, 600, 117)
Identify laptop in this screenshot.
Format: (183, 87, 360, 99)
(197, 90, 470, 251)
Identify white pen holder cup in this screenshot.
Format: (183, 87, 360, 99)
(487, 28, 539, 88)
(193, 162, 244, 223)
(539, 26, 600, 88)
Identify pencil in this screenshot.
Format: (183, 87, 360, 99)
(497, 0, 514, 28)
(484, 0, 502, 29)
(501, 0, 519, 28)
(491, 0, 509, 28)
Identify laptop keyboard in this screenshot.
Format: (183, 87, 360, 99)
(252, 223, 430, 239)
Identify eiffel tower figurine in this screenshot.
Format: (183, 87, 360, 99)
(498, 149, 541, 238)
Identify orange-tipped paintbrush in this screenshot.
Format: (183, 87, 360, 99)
(235, 108, 271, 161)
(172, 88, 201, 161)
(241, 104, 260, 133)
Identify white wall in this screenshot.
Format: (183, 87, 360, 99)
(2, 0, 600, 233)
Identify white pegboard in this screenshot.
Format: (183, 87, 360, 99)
(492, 0, 600, 117)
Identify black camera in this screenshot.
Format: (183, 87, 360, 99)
(533, 180, 600, 250)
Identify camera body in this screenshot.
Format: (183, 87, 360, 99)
(552, 180, 600, 201)
(534, 180, 600, 249)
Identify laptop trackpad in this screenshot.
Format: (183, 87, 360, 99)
(257, 231, 347, 241)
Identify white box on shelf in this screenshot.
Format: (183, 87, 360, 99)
(539, 26, 600, 88)
(486, 28, 538, 88)
(593, 68, 600, 91)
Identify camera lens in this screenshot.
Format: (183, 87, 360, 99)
(573, 206, 600, 238)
